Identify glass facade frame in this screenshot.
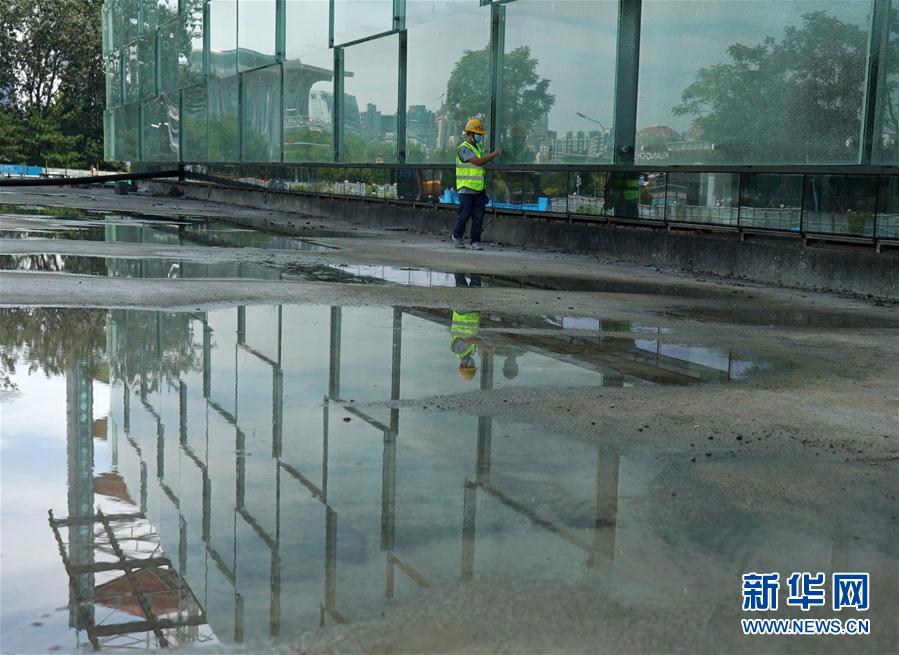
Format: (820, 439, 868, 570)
(102, 1, 898, 194)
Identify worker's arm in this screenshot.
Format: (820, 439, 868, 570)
(470, 148, 503, 167)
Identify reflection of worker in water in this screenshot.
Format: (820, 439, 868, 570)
(450, 310, 494, 381)
(604, 172, 640, 218)
(494, 343, 526, 379)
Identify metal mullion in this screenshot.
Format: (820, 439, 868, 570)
(612, 0, 641, 165)
(489, 2, 505, 146)
(329, 0, 335, 48)
(276, 0, 286, 61)
(238, 72, 245, 162)
(393, 0, 405, 31)
(334, 48, 344, 162)
(334, 28, 398, 49)
(860, 0, 892, 164)
(397, 30, 407, 163)
(280, 62, 285, 162)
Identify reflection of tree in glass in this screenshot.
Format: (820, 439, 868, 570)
(674, 12, 869, 163)
(878, 7, 899, 161)
(446, 46, 554, 141)
(108, 310, 199, 391)
(0, 308, 107, 390)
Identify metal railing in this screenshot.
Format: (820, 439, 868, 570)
(165, 162, 898, 244)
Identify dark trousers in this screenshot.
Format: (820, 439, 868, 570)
(452, 191, 488, 242)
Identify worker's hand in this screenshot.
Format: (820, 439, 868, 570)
(492, 148, 503, 157)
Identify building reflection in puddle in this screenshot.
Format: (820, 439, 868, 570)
(39, 302, 759, 648)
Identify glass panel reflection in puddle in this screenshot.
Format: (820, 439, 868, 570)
(0, 304, 777, 652)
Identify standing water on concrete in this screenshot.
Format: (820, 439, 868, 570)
(1, 201, 897, 654)
(1, 302, 895, 654)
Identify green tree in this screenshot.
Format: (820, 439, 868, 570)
(0, 0, 106, 168)
(673, 11, 868, 163)
(445, 45, 555, 140)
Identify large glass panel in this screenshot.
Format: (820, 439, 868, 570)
(242, 65, 282, 162)
(158, 23, 179, 95)
(125, 0, 140, 44)
(284, 0, 330, 57)
(139, 0, 158, 35)
(333, 0, 393, 46)
(208, 76, 240, 161)
(182, 85, 209, 161)
(284, 0, 333, 162)
(342, 34, 399, 162)
(877, 175, 899, 237)
(102, 3, 111, 56)
(803, 175, 878, 236)
(106, 54, 123, 107)
(739, 173, 803, 232)
(666, 172, 740, 225)
(405, 5, 489, 163)
(138, 36, 157, 99)
(874, 0, 899, 163)
(566, 171, 663, 220)
(142, 94, 180, 161)
(123, 43, 140, 103)
(238, 0, 277, 71)
(157, 0, 178, 23)
(104, 109, 115, 161)
(499, 0, 616, 164)
(116, 102, 141, 161)
(637, 1, 872, 164)
(405, 0, 473, 28)
(209, 0, 238, 78)
(179, 0, 206, 88)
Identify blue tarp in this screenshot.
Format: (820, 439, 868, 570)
(0, 164, 44, 177)
(440, 188, 549, 212)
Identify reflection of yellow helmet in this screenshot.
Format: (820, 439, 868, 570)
(458, 364, 477, 381)
(464, 118, 486, 135)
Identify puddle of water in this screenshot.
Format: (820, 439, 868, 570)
(660, 307, 899, 329)
(0, 208, 334, 252)
(1, 305, 895, 653)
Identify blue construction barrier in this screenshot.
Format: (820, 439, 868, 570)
(0, 164, 45, 177)
(439, 188, 549, 212)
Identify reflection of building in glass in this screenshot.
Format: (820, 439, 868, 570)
(104, 0, 893, 167)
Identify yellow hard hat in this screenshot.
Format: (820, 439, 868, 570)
(458, 364, 477, 381)
(464, 118, 486, 135)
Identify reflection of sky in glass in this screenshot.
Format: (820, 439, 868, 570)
(638, 0, 871, 131)
(502, 0, 617, 135)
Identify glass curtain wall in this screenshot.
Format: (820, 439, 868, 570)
(341, 34, 400, 163)
(637, 0, 874, 165)
(102, 0, 898, 167)
(284, 0, 334, 162)
(405, 3, 489, 164)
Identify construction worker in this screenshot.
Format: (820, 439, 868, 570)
(605, 172, 640, 218)
(453, 117, 503, 250)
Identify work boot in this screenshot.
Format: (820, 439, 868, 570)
(452, 236, 465, 249)
(469, 241, 483, 250)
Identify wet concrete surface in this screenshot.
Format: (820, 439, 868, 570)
(0, 187, 896, 654)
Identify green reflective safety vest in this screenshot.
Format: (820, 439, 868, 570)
(450, 310, 480, 359)
(611, 174, 639, 201)
(456, 141, 485, 192)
